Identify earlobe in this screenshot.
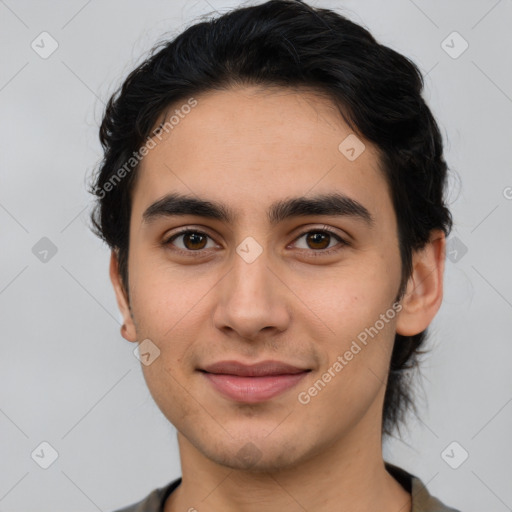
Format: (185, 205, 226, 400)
(109, 250, 138, 343)
(396, 230, 446, 337)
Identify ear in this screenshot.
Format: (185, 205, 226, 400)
(109, 250, 137, 343)
(396, 229, 446, 336)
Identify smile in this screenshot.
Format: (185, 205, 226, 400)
(199, 360, 311, 403)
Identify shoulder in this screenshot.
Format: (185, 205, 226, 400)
(412, 476, 460, 512)
(112, 478, 182, 512)
(410, 475, 462, 512)
(385, 462, 462, 512)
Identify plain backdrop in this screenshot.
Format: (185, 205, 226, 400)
(1, 1, 511, 511)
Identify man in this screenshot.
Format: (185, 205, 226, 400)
(90, 1, 461, 510)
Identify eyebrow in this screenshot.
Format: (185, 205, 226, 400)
(142, 192, 374, 227)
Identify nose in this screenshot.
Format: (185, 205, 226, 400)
(212, 247, 291, 341)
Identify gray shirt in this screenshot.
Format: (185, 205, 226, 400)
(113, 463, 461, 512)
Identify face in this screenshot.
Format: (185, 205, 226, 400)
(115, 85, 408, 471)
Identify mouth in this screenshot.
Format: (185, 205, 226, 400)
(199, 360, 311, 403)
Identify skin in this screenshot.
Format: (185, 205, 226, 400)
(110, 85, 446, 512)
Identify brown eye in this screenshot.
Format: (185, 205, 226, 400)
(292, 228, 348, 255)
(305, 232, 331, 250)
(164, 230, 215, 252)
(182, 232, 207, 250)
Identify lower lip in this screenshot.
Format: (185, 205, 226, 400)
(202, 372, 309, 403)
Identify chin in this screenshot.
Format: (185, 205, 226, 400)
(194, 432, 311, 473)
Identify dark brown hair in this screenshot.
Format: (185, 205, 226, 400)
(89, 0, 452, 437)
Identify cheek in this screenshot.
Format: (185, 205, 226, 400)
(308, 258, 400, 399)
(318, 262, 399, 338)
(324, 296, 398, 381)
(303, 309, 397, 431)
(128, 249, 214, 336)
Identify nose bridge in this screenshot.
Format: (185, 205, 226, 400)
(229, 243, 275, 312)
(213, 240, 289, 338)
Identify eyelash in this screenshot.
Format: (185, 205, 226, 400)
(162, 227, 349, 258)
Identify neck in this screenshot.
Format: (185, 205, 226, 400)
(164, 407, 411, 512)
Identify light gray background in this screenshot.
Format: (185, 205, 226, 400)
(1, 0, 511, 510)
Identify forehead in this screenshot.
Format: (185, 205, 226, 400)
(132, 86, 392, 224)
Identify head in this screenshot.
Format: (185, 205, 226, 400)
(90, 0, 452, 468)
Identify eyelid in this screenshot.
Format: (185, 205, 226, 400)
(289, 225, 349, 254)
(162, 224, 350, 255)
(162, 227, 220, 252)
(290, 224, 347, 241)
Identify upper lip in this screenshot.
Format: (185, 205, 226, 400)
(201, 360, 310, 377)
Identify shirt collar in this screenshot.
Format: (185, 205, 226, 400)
(126, 463, 459, 512)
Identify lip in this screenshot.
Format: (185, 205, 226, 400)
(200, 360, 310, 403)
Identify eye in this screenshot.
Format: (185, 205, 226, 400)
(162, 227, 348, 257)
(163, 229, 217, 253)
(291, 228, 348, 255)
